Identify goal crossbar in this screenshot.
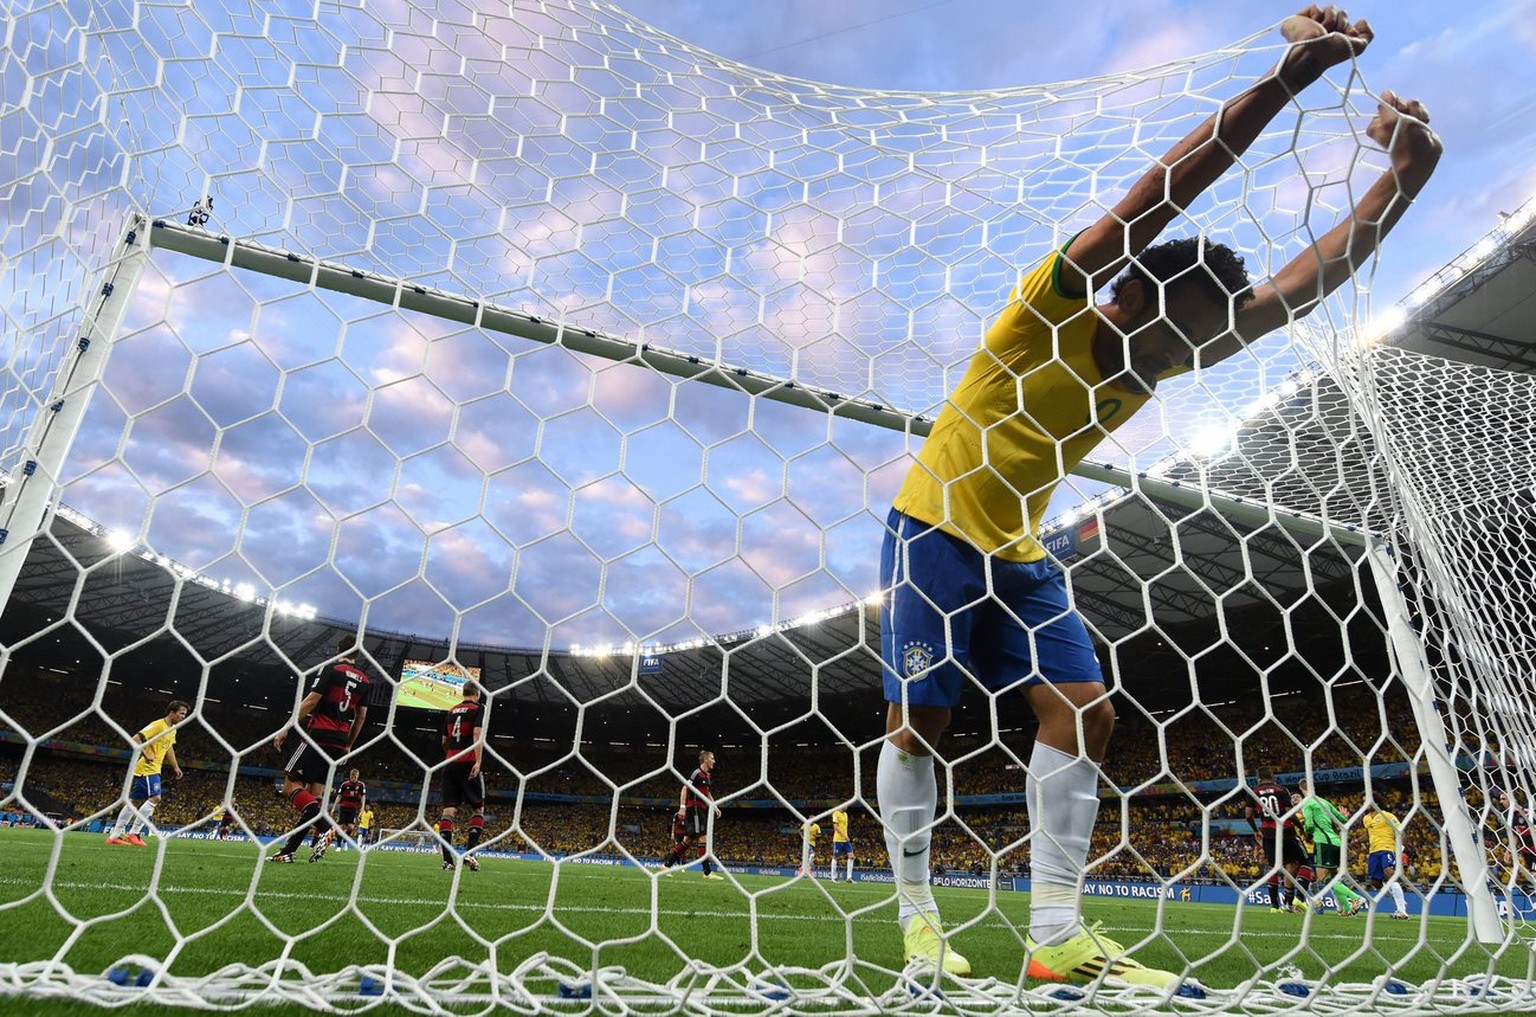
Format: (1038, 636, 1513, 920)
(143, 216, 1369, 549)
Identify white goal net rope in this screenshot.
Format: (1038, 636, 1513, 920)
(1, 0, 1532, 1013)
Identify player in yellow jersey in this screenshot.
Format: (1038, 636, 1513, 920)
(801, 820, 821, 877)
(876, 7, 1442, 987)
(1362, 801, 1410, 919)
(829, 808, 853, 882)
(106, 700, 190, 846)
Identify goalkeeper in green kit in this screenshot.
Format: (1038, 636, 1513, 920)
(1298, 778, 1367, 915)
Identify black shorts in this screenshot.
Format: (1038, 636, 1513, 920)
(337, 806, 360, 825)
(441, 761, 484, 809)
(1314, 842, 1342, 870)
(283, 740, 345, 785)
(1260, 828, 1306, 868)
(684, 806, 709, 838)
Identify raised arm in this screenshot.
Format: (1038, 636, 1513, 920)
(1203, 91, 1442, 361)
(1061, 6, 1372, 295)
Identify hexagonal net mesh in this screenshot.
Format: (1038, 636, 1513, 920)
(1, 0, 1534, 1013)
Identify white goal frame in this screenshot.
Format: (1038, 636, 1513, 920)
(1, 213, 1505, 956)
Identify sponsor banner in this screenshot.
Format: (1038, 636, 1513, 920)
(1041, 528, 1075, 560)
(639, 655, 664, 675)
(1131, 761, 1426, 798)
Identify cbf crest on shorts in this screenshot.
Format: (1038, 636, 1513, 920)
(901, 640, 935, 680)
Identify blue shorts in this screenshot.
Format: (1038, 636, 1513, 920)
(1368, 850, 1397, 882)
(880, 509, 1102, 708)
(130, 774, 163, 800)
(833, 841, 852, 857)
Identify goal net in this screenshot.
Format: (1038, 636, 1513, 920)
(1, 0, 1533, 1012)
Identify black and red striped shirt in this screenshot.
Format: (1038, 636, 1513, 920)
(305, 662, 369, 746)
(444, 699, 485, 762)
(685, 767, 713, 810)
(337, 779, 366, 809)
(1250, 782, 1292, 831)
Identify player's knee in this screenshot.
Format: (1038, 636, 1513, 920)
(1075, 696, 1115, 752)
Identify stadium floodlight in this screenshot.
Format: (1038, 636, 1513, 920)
(1189, 423, 1235, 459)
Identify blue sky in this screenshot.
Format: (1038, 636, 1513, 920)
(15, 0, 1535, 654)
(617, 0, 1535, 298)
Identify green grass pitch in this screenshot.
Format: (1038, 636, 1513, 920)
(0, 828, 1529, 1015)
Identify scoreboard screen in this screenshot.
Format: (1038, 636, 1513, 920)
(396, 659, 479, 711)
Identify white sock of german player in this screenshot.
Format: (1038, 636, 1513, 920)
(1026, 742, 1099, 946)
(128, 799, 156, 836)
(877, 739, 939, 928)
(439, 817, 455, 863)
(281, 788, 323, 857)
(1389, 880, 1407, 913)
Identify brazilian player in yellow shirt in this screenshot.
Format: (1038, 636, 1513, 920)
(106, 700, 190, 846)
(876, 7, 1442, 988)
(801, 820, 821, 877)
(1363, 801, 1410, 919)
(829, 808, 853, 882)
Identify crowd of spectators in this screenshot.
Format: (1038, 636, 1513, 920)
(0, 661, 1481, 887)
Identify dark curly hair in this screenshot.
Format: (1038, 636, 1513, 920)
(1109, 237, 1255, 311)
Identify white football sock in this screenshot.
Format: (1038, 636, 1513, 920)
(129, 798, 156, 835)
(1390, 881, 1407, 913)
(1026, 741, 1100, 946)
(878, 739, 938, 926)
(108, 803, 135, 839)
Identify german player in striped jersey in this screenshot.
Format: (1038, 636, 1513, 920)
(661, 750, 722, 879)
(1493, 788, 1536, 888)
(269, 639, 371, 864)
(1245, 770, 1305, 913)
(334, 769, 368, 851)
(215, 798, 240, 840)
(436, 681, 486, 872)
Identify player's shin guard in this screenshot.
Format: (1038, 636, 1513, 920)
(281, 790, 322, 858)
(1026, 742, 1099, 946)
(877, 739, 939, 927)
(466, 815, 484, 851)
(438, 818, 455, 864)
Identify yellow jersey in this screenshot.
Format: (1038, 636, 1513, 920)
(133, 718, 177, 777)
(832, 810, 849, 844)
(1364, 810, 1400, 853)
(805, 822, 820, 847)
(893, 246, 1186, 562)
(359, 809, 374, 830)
